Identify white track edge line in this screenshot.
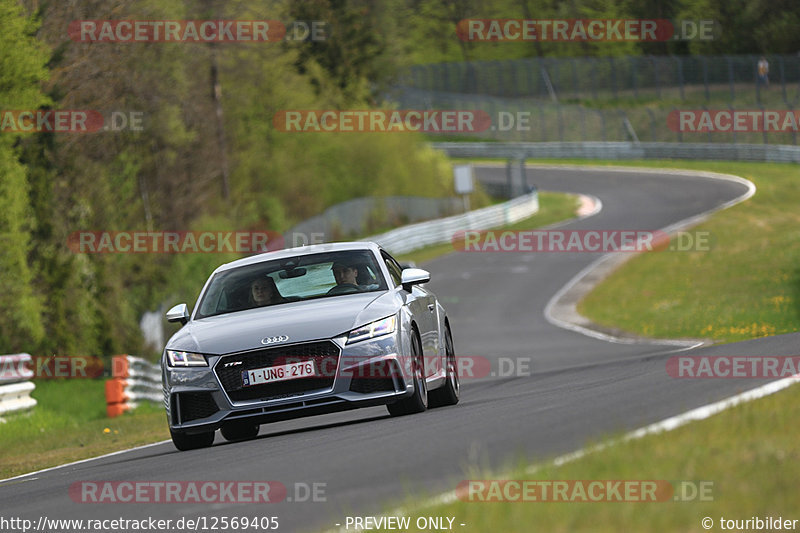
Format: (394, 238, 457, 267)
(327, 376, 799, 533)
(542, 165, 756, 345)
(0, 439, 171, 485)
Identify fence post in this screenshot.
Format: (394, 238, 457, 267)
(597, 110, 607, 142)
(645, 108, 657, 141)
(779, 56, 787, 104)
(609, 57, 618, 99)
(701, 104, 712, 143)
(675, 56, 685, 100)
(539, 103, 546, 142)
(672, 106, 683, 142)
(579, 106, 587, 141)
(653, 56, 662, 99)
(755, 56, 761, 104)
(519, 157, 529, 192)
(727, 56, 735, 101)
(572, 58, 579, 100)
(506, 159, 513, 198)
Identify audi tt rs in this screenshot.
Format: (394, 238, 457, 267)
(161, 242, 459, 451)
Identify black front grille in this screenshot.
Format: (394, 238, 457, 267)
(215, 341, 340, 402)
(176, 392, 219, 423)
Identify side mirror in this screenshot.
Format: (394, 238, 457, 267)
(166, 303, 190, 325)
(401, 268, 431, 292)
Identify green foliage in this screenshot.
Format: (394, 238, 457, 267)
(0, 0, 50, 352)
(2, 0, 457, 356)
(386, 0, 800, 63)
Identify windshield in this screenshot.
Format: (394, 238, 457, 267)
(194, 250, 388, 319)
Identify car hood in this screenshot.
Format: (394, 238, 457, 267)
(165, 291, 400, 355)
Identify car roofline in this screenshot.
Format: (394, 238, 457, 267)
(212, 241, 384, 274)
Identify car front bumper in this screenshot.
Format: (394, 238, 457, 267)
(163, 332, 416, 434)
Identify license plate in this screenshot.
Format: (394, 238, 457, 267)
(242, 360, 316, 387)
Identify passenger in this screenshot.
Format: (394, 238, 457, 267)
(250, 276, 285, 306)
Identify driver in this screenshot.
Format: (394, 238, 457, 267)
(328, 259, 360, 294)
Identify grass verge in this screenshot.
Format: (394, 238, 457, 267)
(566, 160, 799, 343)
(459, 158, 800, 344)
(0, 380, 168, 479)
(380, 380, 800, 533)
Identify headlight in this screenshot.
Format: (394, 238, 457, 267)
(166, 350, 208, 367)
(346, 315, 397, 345)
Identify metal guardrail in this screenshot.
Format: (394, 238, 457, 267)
(285, 195, 466, 245)
(0, 353, 37, 418)
(363, 191, 539, 255)
(105, 355, 162, 417)
(431, 142, 800, 164)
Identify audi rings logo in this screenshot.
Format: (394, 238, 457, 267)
(261, 335, 290, 345)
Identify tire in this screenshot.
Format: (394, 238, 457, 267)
(428, 324, 460, 408)
(220, 423, 260, 442)
(170, 428, 215, 451)
(387, 329, 427, 416)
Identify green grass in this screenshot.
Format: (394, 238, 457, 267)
(397, 191, 581, 265)
(558, 160, 800, 343)
(0, 380, 168, 479)
(454, 158, 800, 344)
(378, 380, 800, 533)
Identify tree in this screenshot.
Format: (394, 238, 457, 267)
(0, 0, 50, 351)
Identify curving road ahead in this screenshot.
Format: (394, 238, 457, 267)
(2, 165, 796, 533)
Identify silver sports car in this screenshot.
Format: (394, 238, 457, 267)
(161, 242, 459, 451)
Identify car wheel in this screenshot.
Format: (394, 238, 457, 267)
(428, 324, 459, 408)
(387, 329, 427, 416)
(170, 428, 215, 451)
(220, 423, 260, 442)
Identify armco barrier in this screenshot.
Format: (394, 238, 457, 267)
(430, 141, 800, 164)
(105, 355, 162, 417)
(363, 190, 539, 255)
(0, 353, 37, 418)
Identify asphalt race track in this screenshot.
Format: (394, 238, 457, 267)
(2, 165, 796, 532)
